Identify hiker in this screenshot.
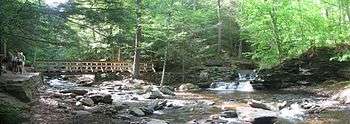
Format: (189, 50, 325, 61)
(16, 51, 26, 74)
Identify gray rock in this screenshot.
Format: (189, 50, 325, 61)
(140, 107, 154, 115)
(0, 73, 42, 102)
(248, 99, 287, 111)
(118, 85, 129, 90)
(146, 119, 168, 124)
(148, 100, 167, 111)
(160, 87, 175, 96)
(236, 107, 278, 124)
(89, 95, 103, 104)
(89, 94, 113, 104)
(80, 97, 94, 106)
(130, 107, 145, 117)
(220, 110, 238, 118)
(73, 110, 91, 117)
(145, 90, 164, 99)
(131, 97, 138, 100)
(102, 94, 113, 104)
(143, 86, 153, 94)
(72, 110, 92, 123)
(75, 96, 84, 101)
(60, 89, 88, 95)
(301, 101, 323, 113)
(178, 83, 200, 92)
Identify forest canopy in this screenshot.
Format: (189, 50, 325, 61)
(0, 0, 349, 68)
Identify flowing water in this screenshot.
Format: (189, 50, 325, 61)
(209, 70, 256, 92)
(43, 72, 350, 124)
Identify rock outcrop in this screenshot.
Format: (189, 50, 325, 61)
(0, 73, 43, 123)
(254, 47, 350, 89)
(0, 73, 43, 102)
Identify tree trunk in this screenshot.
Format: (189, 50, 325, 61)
(238, 40, 242, 59)
(117, 47, 121, 61)
(132, 0, 142, 79)
(268, 2, 283, 62)
(161, 10, 173, 86)
(160, 47, 167, 86)
(217, 0, 222, 53)
(346, 3, 350, 22)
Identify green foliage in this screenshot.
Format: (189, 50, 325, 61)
(4, 0, 349, 69)
(237, 0, 350, 67)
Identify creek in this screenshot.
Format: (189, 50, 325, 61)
(34, 71, 350, 124)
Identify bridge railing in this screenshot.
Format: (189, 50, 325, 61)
(35, 61, 153, 73)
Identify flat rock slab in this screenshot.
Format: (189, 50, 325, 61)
(0, 73, 41, 81)
(236, 107, 278, 124)
(0, 73, 42, 102)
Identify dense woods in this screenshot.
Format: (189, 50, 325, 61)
(1, 0, 350, 124)
(0, 0, 349, 68)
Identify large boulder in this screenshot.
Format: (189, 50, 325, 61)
(129, 107, 145, 117)
(178, 83, 200, 92)
(248, 99, 287, 111)
(0, 73, 42, 102)
(89, 94, 113, 104)
(236, 107, 278, 124)
(220, 110, 238, 118)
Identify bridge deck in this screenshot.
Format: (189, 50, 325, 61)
(35, 61, 153, 74)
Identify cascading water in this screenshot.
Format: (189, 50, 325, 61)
(209, 70, 256, 92)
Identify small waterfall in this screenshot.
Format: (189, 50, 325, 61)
(209, 70, 256, 92)
(236, 81, 254, 92)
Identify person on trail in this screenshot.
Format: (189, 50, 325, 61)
(7, 51, 16, 72)
(16, 51, 26, 74)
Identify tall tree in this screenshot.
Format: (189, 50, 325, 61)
(217, 0, 222, 52)
(132, 0, 142, 79)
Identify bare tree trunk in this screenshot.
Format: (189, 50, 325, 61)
(160, 9, 173, 86)
(117, 47, 121, 61)
(238, 40, 242, 59)
(160, 47, 167, 86)
(132, 0, 142, 79)
(217, 0, 222, 53)
(182, 53, 185, 83)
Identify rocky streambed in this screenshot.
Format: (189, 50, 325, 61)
(28, 74, 350, 124)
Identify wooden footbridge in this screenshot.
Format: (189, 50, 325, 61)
(35, 61, 154, 74)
